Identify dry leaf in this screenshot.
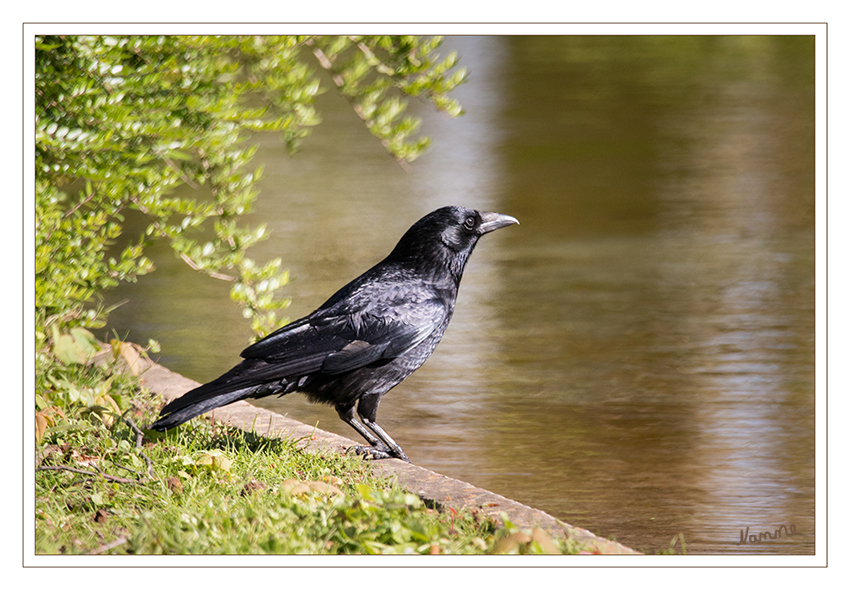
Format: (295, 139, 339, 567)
(35, 413, 49, 443)
(531, 528, 561, 554)
(115, 341, 142, 375)
(490, 531, 532, 554)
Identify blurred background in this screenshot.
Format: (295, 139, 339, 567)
(103, 36, 815, 554)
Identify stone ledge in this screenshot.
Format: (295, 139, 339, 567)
(136, 354, 638, 555)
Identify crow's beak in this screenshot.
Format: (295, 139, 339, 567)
(478, 211, 520, 235)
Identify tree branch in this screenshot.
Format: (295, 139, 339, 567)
(36, 465, 142, 485)
(90, 536, 128, 555)
(306, 39, 412, 173)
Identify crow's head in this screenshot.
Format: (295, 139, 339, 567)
(388, 206, 519, 282)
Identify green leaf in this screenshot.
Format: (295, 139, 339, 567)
(36, 35, 463, 344)
(356, 483, 375, 502)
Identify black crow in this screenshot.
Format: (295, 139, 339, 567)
(150, 205, 518, 462)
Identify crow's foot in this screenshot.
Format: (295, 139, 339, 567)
(347, 444, 410, 463)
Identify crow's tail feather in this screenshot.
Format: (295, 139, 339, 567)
(149, 385, 259, 431)
(150, 358, 293, 431)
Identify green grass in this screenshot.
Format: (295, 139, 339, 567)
(35, 346, 583, 555)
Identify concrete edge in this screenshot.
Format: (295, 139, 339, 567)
(131, 351, 639, 555)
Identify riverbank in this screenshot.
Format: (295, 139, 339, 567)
(138, 350, 637, 555)
(35, 342, 637, 555)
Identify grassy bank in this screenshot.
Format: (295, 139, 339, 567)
(35, 342, 585, 555)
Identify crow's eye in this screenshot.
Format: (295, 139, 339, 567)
(463, 216, 476, 231)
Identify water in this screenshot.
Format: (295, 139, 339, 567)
(102, 36, 815, 554)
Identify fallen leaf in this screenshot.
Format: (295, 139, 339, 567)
(36, 413, 49, 443)
(531, 528, 561, 554)
(116, 341, 142, 375)
(281, 479, 341, 497)
(307, 481, 344, 496)
(197, 452, 231, 472)
(166, 476, 183, 494)
(53, 326, 100, 365)
(490, 532, 532, 554)
(241, 479, 267, 496)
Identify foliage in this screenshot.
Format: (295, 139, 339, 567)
(34, 354, 579, 555)
(33, 35, 586, 557)
(306, 36, 465, 164)
(35, 35, 466, 345)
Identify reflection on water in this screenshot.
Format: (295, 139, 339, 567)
(103, 36, 814, 554)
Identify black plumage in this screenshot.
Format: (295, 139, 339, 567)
(150, 205, 518, 462)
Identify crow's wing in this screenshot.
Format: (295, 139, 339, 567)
(240, 295, 446, 377)
(154, 296, 446, 427)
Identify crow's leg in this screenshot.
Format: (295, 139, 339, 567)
(337, 406, 394, 459)
(358, 394, 410, 463)
(337, 406, 382, 446)
(336, 401, 409, 463)
(360, 417, 409, 463)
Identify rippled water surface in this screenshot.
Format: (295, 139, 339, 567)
(104, 36, 815, 554)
